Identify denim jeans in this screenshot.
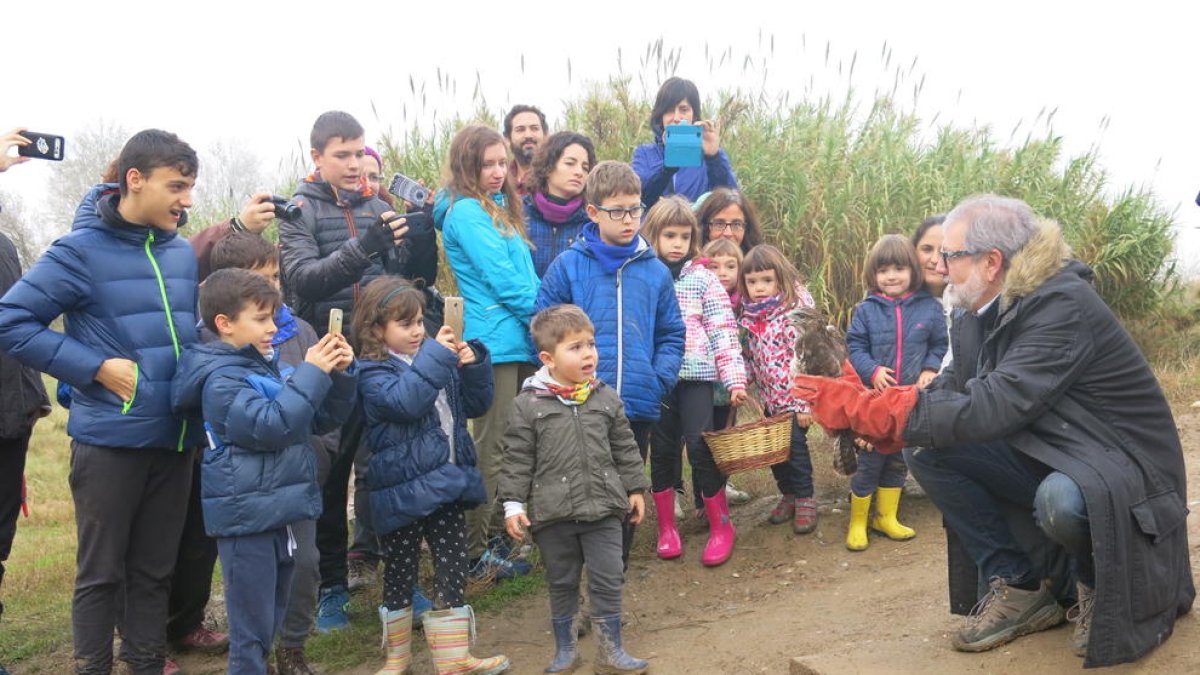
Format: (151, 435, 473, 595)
(905, 441, 1092, 586)
(849, 448, 908, 497)
(770, 418, 814, 498)
(219, 528, 296, 675)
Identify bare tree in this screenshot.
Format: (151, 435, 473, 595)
(185, 138, 267, 229)
(0, 189, 47, 267)
(44, 119, 129, 237)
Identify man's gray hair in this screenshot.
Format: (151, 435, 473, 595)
(945, 194, 1040, 269)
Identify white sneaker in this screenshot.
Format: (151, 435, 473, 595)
(725, 482, 752, 505)
(674, 491, 685, 520)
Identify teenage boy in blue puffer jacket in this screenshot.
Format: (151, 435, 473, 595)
(172, 269, 357, 675)
(535, 160, 685, 567)
(0, 129, 207, 675)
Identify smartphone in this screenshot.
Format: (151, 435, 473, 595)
(388, 173, 430, 208)
(16, 131, 65, 161)
(328, 308, 344, 336)
(444, 297, 464, 340)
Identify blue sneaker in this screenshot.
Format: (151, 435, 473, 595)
(468, 549, 533, 583)
(412, 585, 434, 628)
(316, 585, 350, 633)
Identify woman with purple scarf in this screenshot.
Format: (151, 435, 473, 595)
(523, 132, 597, 278)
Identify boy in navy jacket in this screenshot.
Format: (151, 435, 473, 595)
(0, 129, 206, 674)
(172, 269, 356, 674)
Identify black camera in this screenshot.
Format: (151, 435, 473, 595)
(267, 195, 302, 221)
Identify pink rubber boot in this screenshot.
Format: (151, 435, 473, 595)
(652, 488, 683, 559)
(701, 489, 736, 566)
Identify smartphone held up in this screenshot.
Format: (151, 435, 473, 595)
(16, 131, 65, 161)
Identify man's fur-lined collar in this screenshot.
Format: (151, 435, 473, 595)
(1001, 218, 1072, 310)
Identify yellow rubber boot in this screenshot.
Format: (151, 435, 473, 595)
(871, 487, 916, 540)
(846, 493, 871, 551)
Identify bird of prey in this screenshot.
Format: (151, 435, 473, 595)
(789, 306, 860, 475)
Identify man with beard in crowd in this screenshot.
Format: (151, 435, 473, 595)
(503, 104, 547, 196)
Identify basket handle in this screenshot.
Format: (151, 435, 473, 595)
(725, 393, 765, 429)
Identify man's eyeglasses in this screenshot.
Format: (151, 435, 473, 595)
(708, 219, 746, 232)
(939, 248, 979, 266)
(593, 204, 645, 222)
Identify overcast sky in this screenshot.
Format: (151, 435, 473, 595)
(5, 0, 1198, 270)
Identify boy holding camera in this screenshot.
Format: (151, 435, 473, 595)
(172, 268, 357, 674)
(278, 110, 439, 632)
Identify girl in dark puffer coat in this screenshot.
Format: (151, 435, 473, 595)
(844, 235, 947, 552)
(353, 276, 509, 675)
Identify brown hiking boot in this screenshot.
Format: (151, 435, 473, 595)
(952, 578, 1065, 652)
(276, 646, 318, 675)
(1066, 582, 1095, 657)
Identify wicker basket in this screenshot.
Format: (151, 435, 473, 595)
(703, 398, 793, 476)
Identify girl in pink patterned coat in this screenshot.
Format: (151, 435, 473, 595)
(738, 244, 820, 535)
(643, 197, 747, 566)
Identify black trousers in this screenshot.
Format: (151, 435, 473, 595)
(650, 381, 724, 498)
(71, 442, 192, 675)
(0, 433, 31, 620)
(316, 402, 369, 592)
(164, 455, 217, 642)
(619, 421, 653, 569)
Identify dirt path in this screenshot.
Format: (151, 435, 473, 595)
(179, 413, 1200, 674)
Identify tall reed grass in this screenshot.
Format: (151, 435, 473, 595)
(376, 40, 1178, 326)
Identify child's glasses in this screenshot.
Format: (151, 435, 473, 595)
(708, 219, 746, 232)
(593, 204, 645, 221)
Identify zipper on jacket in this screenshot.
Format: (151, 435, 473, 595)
(120, 362, 140, 415)
(894, 302, 904, 384)
(616, 267, 624, 393)
(571, 406, 599, 513)
(342, 207, 362, 308)
(145, 231, 188, 451)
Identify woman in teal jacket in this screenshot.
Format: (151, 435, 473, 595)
(433, 125, 539, 571)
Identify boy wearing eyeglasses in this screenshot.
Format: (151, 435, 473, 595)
(535, 161, 686, 567)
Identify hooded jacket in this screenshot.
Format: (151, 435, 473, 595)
(0, 232, 49, 438)
(171, 341, 357, 538)
(278, 177, 438, 334)
(905, 220, 1194, 667)
(358, 338, 493, 535)
(496, 371, 649, 531)
(433, 191, 539, 364)
(0, 184, 202, 450)
(631, 127, 738, 208)
(738, 286, 815, 416)
(535, 227, 686, 422)
(523, 194, 590, 278)
(846, 289, 948, 387)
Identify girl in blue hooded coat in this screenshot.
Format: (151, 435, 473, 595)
(353, 276, 509, 675)
(844, 234, 948, 552)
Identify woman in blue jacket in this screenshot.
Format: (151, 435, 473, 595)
(632, 77, 738, 208)
(433, 125, 538, 576)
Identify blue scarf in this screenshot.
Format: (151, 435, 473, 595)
(582, 222, 642, 274)
(272, 304, 300, 347)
